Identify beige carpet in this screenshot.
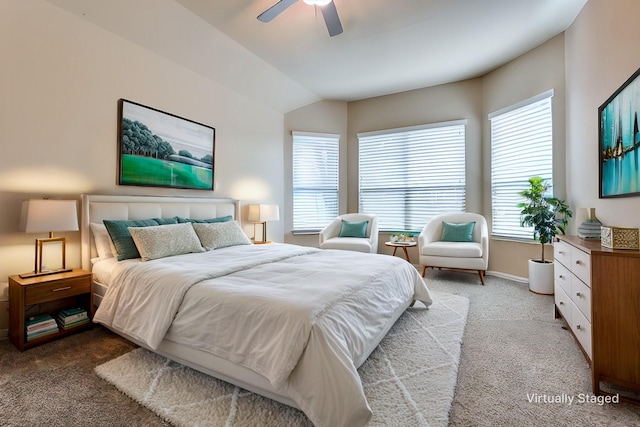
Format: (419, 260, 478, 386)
(95, 292, 469, 427)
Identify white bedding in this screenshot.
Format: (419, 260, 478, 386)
(94, 243, 432, 427)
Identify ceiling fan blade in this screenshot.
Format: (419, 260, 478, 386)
(320, 1, 343, 37)
(257, 0, 299, 22)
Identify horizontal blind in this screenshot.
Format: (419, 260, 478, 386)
(358, 121, 466, 232)
(490, 94, 553, 240)
(292, 131, 339, 232)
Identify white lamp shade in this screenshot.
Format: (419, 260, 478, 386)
(19, 199, 79, 233)
(248, 204, 280, 222)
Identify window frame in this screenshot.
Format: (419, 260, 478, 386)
(357, 120, 467, 233)
(291, 131, 340, 234)
(489, 90, 554, 241)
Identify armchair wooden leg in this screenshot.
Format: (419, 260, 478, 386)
(478, 270, 485, 286)
(421, 265, 427, 277)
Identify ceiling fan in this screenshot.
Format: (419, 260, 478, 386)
(257, 0, 343, 37)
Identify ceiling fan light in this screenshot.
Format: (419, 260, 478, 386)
(303, 0, 332, 6)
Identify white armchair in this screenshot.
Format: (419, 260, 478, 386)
(418, 212, 489, 285)
(319, 213, 379, 254)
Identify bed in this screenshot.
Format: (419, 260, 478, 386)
(81, 194, 433, 427)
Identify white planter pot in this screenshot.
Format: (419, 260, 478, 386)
(528, 259, 554, 295)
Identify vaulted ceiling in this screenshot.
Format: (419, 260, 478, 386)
(47, 0, 586, 112)
(177, 0, 587, 101)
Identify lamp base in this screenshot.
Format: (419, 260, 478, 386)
(19, 268, 73, 279)
(252, 240, 272, 245)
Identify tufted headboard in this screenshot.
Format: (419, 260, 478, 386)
(81, 194, 241, 271)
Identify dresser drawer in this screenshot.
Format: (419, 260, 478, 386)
(554, 262, 572, 296)
(554, 240, 572, 268)
(571, 246, 591, 287)
(571, 303, 592, 359)
(25, 276, 91, 305)
(571, 276, 591, 322)
(555, 282, 571, 325)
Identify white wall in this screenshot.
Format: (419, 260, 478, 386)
(565, 0, 640, 230)
(0, 1, 285, 280)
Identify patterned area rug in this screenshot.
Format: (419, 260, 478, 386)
(95, 292, 469, 427)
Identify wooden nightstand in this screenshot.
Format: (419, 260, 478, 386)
(8, 269, 93, 351)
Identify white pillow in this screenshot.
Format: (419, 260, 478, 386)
(192, 221, 252, 250)
(90, 223, 115, 260)
(128, 223, 205, 261)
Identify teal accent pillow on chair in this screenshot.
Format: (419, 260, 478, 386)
(441, 221, 476, 242)
(339, 220, 369, 238)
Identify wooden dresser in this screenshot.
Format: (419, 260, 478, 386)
(554, 235, 640, 403)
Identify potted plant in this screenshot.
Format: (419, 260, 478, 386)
(518, 176, 572, 294)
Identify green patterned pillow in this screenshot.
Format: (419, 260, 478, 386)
(441, 221, 476, 242)
(128, 223, 204, 261)
(192, 221, 251, 250)
(338, 220, 369, 238)
(103, 218, 159, 261)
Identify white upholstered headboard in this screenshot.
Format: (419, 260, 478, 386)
(81, 194, 241, 271)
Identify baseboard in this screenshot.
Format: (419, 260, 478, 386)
(486, 270, 528, 284)
(0, 328, 8, 339)
(415, 265, 529, 284)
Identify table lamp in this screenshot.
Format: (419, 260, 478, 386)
(248, 204, 280, 244)
(19, 199, 79, 278)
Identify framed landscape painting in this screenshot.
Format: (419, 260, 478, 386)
(117, 99, 215, 190)
(599, 67, 640, 198)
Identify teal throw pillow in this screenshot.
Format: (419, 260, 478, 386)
(339, 220, 369, 238)
(176, 215, 233, 224)
(441, 221, 476, 242)
(103, 218, 160, 261)
(153, 216, 179, 225)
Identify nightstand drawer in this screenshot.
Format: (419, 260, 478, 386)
(25, 276, 90, 305)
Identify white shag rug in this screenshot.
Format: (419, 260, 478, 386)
(95, 291, 469, 427)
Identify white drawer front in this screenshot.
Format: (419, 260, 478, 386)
(554, 262, 572, 296)
(555, 283, 572, 325)
(571, 247, 591, 287)
(571, 277, 592, 322)
(554, 240, 572, 268)
(571, 303, 592, 359)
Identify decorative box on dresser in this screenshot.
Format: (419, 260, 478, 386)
(554, 235, 640, 403)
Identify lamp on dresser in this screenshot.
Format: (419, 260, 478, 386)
(248, 204, 280, 244)
(19, 199, 79, 278)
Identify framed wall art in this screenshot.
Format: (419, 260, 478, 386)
(599, 66, 640, 198)
(117, 99, 215, 190)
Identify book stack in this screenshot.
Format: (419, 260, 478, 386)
(57, 307, 89, 330)
(26, 314, 60, 341)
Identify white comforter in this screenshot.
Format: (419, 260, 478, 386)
(94, 243, 432, 427)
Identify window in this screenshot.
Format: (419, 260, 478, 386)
(358, 120, 466, 232)
(490, 90, 554, 240)
(292, 131, 339, 232)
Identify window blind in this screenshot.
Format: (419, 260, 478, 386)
(292, 131, 339, 232)
(490, 91, 553, 240)
(358, 121, 466, 232)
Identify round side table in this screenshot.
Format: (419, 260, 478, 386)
(385, 241, 417, 262)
